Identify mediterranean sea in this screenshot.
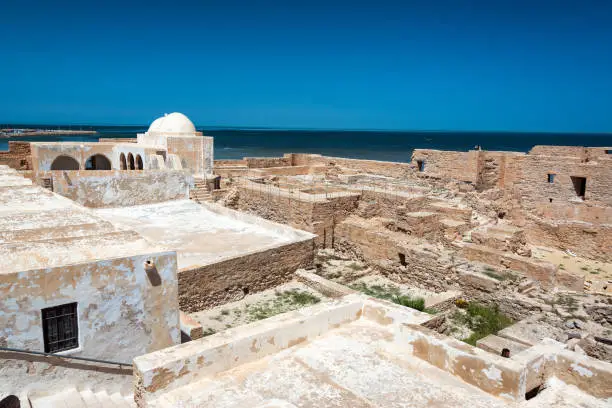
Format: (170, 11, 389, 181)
(1, 125, 610, 162)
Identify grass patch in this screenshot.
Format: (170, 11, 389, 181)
(349, 282, 426, 312)
(559, 264, 566, 270)
(580, 266, 589, 271)
(202, 327, 216, 337)
(482, 270, 505, 281)
(452, 303, 513, 346)
(245, 289, 321, 323)
(347, 262, 367, 271)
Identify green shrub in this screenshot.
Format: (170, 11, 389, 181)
(455, 302, 513, 346)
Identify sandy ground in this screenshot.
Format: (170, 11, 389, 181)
(532, 246, 612, 294)
(189, 281, 328, 336)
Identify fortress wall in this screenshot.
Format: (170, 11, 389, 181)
(178, 239, 315, 312)
(0, 141, 32, 170)
(529, 145, 588, 158)
(214, 159, 247, 167)
(504, 154, 612, 209)
(40, 170, 191, 208)
(411, 149, 480, 183)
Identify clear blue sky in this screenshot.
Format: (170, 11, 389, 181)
(1, 0, 611, 132)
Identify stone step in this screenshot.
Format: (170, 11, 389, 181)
(30, 387, 87, 408)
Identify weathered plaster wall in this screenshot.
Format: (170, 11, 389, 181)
(178, 239, 315, 312)
(31, 143, 117, 172)
(166, 136, 213, 176)
(0, 142, 32, 170)
(39, 170, 192, 208)
(0, 251, 180, 362)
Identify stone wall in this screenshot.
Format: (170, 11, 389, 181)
(40, 170, 191, 208)
(0, 142, 32, 170)
(0, 251, 180, 362)
(178, 239, 314, 312)
(525, 216, 612, 262)
(166, 136, 214, 176)
(412, 149, 480, 183)
(245, 157, 291, 168)
(290, 153, 414, 178)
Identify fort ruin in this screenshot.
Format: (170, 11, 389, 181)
(1, 113, 610, 407)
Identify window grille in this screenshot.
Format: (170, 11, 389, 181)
(42, 303, 78, 353)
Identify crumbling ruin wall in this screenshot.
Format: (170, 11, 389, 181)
(290, 153, 414, 178)
(0, 142, 32, 170)
(505, 154, 612, 210)
(245, 157, 291, 168)
(525, 216, 612, 262)
(178, 239, 315, 312)
(334, 218, 455, 292)
(39, 170, 191, 208)
(412, 149, 480, 183)
(310, 195, 361, 247)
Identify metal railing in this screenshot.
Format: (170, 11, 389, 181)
(0, 346, 131, 368)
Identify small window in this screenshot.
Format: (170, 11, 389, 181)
(605, 150, 611, 154)
(398, 253, 407, 266)
(547, 174, 555, 183)
(416, 160, 425, 172)
(42, 303, 79, 353)
(570, 176, 586, 199)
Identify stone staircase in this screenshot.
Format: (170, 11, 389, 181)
(189, 179, 213, 203)
(29, 387, 135, 408)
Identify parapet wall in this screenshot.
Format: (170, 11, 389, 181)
(178, 239, 315, 312)
(0, 141, 32, 170)
(290, 153, 414, 178)
(38, 170, 191, 208)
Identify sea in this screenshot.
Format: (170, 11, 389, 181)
(1, 125, 610, 162)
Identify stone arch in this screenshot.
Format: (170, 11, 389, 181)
(136, 154, 143, 170)
(119, 153, 127, 170)
(85, 154, 111, 170)
(50, 155, 79, 170)
(128, 153, 135, 170)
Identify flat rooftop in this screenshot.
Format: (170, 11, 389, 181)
(0, 167, 160, 274)
(94, 200, 314, 270)
(136, 296, 611, 408)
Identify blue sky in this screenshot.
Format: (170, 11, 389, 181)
(1, 0, 611, 132)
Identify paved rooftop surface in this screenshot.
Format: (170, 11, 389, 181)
(0, 167, 158, 274)
(95, 200, 313, 270)
(150, 318, 608, 408)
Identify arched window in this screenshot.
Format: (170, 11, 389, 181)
(136, 154, 143, 170)
(85, 154, 111, 170)
(119, 153, 127, 170)
(127, 153, 135, 170)
(50, 155, 79, 170)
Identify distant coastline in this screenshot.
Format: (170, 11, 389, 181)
(0, 128, 97, 138)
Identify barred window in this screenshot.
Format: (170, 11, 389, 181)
(42, 303, 79, 353)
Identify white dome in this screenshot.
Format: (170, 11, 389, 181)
(148, 112, 196, 134)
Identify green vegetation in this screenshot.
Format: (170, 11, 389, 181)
(452, 302, 513, 346)
(245, 289, 321, 323)
(349, 282, 427, 312)
(202, 327, 216, 337)
(220, 309, 230, 315)
(559, 264, 566, 270)
(347, 262, 367, 271)
(581, 266, 589, 271)
(482, 269, 505, 281)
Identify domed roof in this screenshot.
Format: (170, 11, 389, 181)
(148, 112, 196, 134)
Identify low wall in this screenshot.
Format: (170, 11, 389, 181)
(98, 138, 137, 143)
(290, 153, 414, 178)
(0, 141, 31, 170)
(39, 170, 191, 208)
(245, 157, 291, 168)
(178, 238, 315, 312)
(525, 216, 612, 262)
